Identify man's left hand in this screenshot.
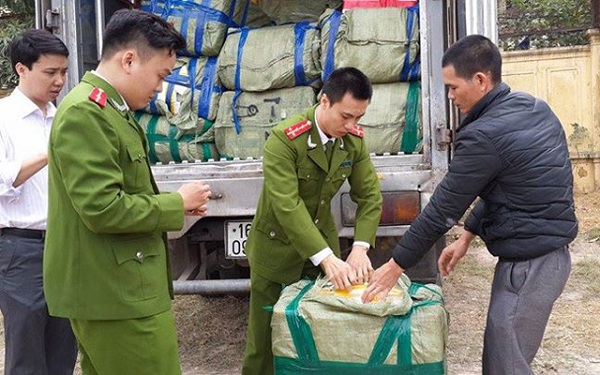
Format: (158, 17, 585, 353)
(345, 245, 373, 285)
(361, 258, 404, 303)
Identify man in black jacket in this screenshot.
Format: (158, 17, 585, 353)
(362, 35, 578, 374)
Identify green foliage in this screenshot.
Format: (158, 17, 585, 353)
(0, 0, 34, 90)
(499, 0, 593, 50)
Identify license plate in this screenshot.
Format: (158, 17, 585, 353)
(225, 220, 251, 259)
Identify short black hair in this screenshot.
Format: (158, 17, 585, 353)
(102, 9, 185, 60)
(442, 34, 502, 84)
(10, 29, 69, 75)
(322, 67, 373, 105)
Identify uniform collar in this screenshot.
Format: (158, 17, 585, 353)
(85, 71, 129, 112)
(314, 106, 335, 146)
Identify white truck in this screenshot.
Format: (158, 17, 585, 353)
(35, 0, 495, 294)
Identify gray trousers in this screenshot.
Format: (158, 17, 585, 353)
(482, 246, 570, 375)
(0, 233, 78, 375)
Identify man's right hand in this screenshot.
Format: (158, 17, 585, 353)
(178, 181, 211, 216)
(320, 254, 356, 290)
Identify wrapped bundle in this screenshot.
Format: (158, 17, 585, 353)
(142, 56, 222, 131)
(214, 87, 316, 159)
(141, 0, 251, 56)
(255, 0, 342, 25)
(271, 275, 448, 373)
(359, 81, 422, 154)
(320, 7, 420, 83)
(217, 22, 321, 92)
(134, 113, 218, 163)
(343, 0, 418, 9)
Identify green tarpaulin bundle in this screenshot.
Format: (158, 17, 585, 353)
(141, 0, 251, 57)
(360, 81, 422, 154)
(255, 0, 342, 25)
(134, 112, 218, 163)
(214, 87, 317, 159)
(217, 22, 321, 92)
(320, 6, 420, 84)
(271, 275, 448, 374)
(141, 56, 222, 131)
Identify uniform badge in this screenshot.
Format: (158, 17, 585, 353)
(285, 120, 312, 140)
(88, 87, 107, 108)
(347, 124, 364, 138)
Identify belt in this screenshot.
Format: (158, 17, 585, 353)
(0, 228, 46, 240)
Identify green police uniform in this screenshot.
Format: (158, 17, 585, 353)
(242, 105, 382, 375)
(44, 72, 185, 374)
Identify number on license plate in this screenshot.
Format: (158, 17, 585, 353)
(225, 221, 251, 259)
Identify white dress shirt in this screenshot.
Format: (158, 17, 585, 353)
(309, 108, 370, 266)
(0, 88, 55, 230)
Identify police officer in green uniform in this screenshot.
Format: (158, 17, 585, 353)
(242, 67, 383, 375)
(44, 10, 211, 374)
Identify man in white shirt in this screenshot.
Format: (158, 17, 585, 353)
(0, 29, 77, 375)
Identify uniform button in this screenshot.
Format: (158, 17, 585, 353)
(314, 219, 319, 224)
(306, 174, 311, 178)
(138, 153, 143, 158)
(341, 174, 346, 178)
(321, 200, 325, 205)
(326, 177, 331, 182)
(269, 231, 276, 237)
(136, 251, 144, 260)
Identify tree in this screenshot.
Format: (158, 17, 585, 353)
(0, 0, 34, 90)
(498, 0, 593, 50)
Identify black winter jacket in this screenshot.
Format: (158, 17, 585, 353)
(393, 83, 578, 269)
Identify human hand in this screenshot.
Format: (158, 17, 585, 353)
(320, 254, 356, 290)
(361, 259, 404, 303)
(438, 238, 469, 276)
(178, 181, 211, 215)
(345, 245, 373, 285)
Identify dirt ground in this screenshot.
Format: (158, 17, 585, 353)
(173, 190, 600, 375)
(1, 191, 599, 374)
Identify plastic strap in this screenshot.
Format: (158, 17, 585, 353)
(400, 6, 417, 81)
(232, 28, 249, 134)
(198, 56, 219, 119)
(400, 81, 420, 153)
(285, 281, 320, 364)
(200, 142, 212, 161)
(274, 356, 444, 374)
(144, 114, 160, 164)
(168, 122, 182, 162)
(322, 10, 342, 81)
(293, 22, 311, 86)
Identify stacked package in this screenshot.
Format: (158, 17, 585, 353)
(214, 14, 326, 158)
(320, 3, 422, 154)
(271, 275, 447, 373)
(138, 0, 265, 162)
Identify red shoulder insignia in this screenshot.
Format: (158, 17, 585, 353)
(347, 124, 364, 138)
(88, 87, 107, 108)
(284, 119, 312, 140)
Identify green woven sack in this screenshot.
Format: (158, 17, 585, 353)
(214, 87, 316, 159)
(359, 81, 422, 154)
(134, 113, 218, 163)
(320, 7, 420, 83)
(271, 275, 448, 374)
(217, 22, 321, 92)
(142, 57, 222, 129)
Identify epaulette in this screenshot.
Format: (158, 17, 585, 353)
(284, 119, 312, 140)
(88, 87, 107, 108)
(347, 124, 364, 138)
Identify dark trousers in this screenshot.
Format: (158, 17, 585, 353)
(482, 246, 571, 375)
(0, 234, 78, 375)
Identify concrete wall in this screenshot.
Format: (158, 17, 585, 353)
(502, 29, 600, 193)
